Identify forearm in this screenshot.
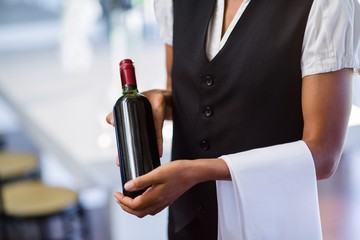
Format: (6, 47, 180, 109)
(163, 89, 173, 120)
(164, 44, 173, 120)
(302, 69, 353, 180)
(186, 158, 231, 185)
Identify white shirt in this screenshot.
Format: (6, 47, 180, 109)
(154, 0, 360, 77)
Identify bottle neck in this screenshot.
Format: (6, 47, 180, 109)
(122, 84, 139, 94)
(120, 59, 136, 86)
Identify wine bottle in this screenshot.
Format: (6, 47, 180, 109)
(113, 59, 160, 198)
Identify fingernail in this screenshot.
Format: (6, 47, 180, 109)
(124, 181, 134, 191)
(113, 193, 119, 202)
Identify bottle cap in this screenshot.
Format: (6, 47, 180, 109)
(119, 59, 136, 86)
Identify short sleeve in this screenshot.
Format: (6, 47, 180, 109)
(301, 0, 360, 77)
(154, 0, 174, 46)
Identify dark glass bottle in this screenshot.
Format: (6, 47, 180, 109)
(113, 59, 160, 198)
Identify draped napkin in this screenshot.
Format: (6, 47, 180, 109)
(216, 141, 323, 240)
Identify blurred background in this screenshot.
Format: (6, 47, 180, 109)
(0, 0, 359, 239)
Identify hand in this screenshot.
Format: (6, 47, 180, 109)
(105, 112, 120, 166)
(141, 89, 172, 158)
(106, 89, 172, 158)
(114, 158, 230, 218)
(114, 160, 196, 218)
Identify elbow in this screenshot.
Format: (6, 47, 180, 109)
(313, 149, 342, 180)
(304, 140, 343, 180)
(315, 156, 339, 180)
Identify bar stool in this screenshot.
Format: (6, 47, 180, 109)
(1, 181, 89, 239)
(0, 152, 89, 239)
(0, 151, 40, 183)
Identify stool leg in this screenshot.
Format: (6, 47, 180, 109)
(62, 213, 72, 239)
(62, 210, 81, 240)
(78, 205, 91, 240)
(39, 217, 50, 240)
(0, 216, 9, 240)
(61, 205, 91, 240)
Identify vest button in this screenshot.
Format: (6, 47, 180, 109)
(200, 140, 209, 151)
(204, 106, 213, 117)
(195, 202, 203, 212)
(205, 75, 214, 86)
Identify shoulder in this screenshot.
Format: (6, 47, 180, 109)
(154, 0, 173, 21)
(154, 0, 173, 13)
(302, 0, 360, 77)
(309, 0, 359, 20)
(154, 0, 174, 45)
(307, 0, 360, 32)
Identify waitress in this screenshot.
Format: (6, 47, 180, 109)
(108, 0, 360, 239)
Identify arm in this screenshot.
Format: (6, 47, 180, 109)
(165, 44, 173, 92)
(113, 0, 355, 218)
(114, 68, 352, 217)
(190, 69, 353, 182)
(141, 45, 173, 157)
(192, 69, 353, 182)
(142, 44, 173, 121)
(302, 68, 352, 179)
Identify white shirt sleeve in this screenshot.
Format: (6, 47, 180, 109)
(153, 0, 360, 76)
(302, 0, 360, 77)
(153, 0, 173, 46)
(216, 141, 323, 240)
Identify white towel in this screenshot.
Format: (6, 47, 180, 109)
(216, 141, 323, 240)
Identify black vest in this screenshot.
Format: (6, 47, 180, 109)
(169, 0, 313, 237)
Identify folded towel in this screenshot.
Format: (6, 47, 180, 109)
(216, 141, 322, 240)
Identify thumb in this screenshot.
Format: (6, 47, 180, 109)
(124, 170, 159, 192)
(106, 112, 114, 126)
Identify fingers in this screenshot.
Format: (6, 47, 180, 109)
(150, 205, 168, 216)
(108, 112, 119, 167)
(114, 192, 144, 217)
(113, 163, 184, 218)
(114, 188, 169, 218)
(114, 191, 151, 218)
(143, 90, 166, 158)
(106, 112, 114, 125)
(151, 104, 164, 158)
(154, 121, 164, 157)
(124, 166, 163, 192)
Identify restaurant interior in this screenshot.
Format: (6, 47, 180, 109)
(0, 0, 360, 239)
